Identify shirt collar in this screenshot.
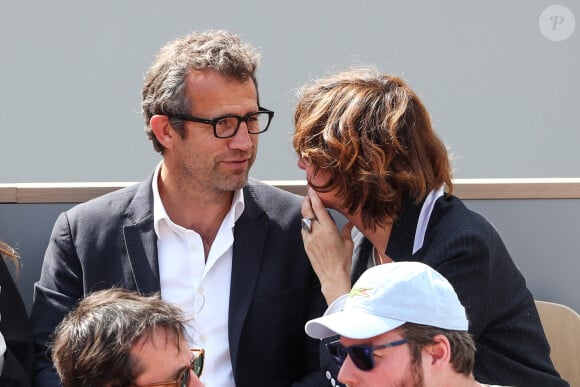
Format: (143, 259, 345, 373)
(152, 161, 245, 237)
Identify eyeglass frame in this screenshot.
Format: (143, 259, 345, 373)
(167, 107, 274, 139)
(130, 348, 205, 387)
(327, 338, 408, 371)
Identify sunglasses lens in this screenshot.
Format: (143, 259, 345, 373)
(193, 352, 204, 377)
(180, 368, 190, 387)
(349, 346, 374, 371)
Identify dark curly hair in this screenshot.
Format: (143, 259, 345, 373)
(293, 67, 452, 230)
(0, 241, 20, 276)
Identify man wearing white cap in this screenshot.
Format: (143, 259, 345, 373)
(305, 262, 507, 387)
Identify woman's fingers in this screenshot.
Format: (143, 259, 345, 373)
(341, 221, 355, 238)
(299, 189, 354, 303)
(307, 187, 326, 217)
(301, 195, 315, 220)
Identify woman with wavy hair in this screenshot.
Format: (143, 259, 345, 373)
(0, 241, 33, 386)
(293, 67, 567, 387)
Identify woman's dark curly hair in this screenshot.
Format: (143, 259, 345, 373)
(294, 67, 452, 229)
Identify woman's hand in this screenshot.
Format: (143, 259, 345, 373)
(301, 187, 355, 305)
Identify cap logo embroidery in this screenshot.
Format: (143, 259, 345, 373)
(349, 287, 372, 297)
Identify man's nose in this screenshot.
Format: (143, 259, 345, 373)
(229, 122, 253, 149)
(337, 357, 358, 386)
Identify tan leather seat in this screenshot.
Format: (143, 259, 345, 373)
(535, 300, 580, 386)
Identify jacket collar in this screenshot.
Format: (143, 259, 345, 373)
(386, 197, 425, 260)
(121, 176, 159, 294)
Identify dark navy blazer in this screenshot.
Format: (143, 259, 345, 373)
(320, 194, 568, 387)
(31, 176, 326, 387)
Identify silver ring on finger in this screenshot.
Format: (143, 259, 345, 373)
(301, 217, 314, 233)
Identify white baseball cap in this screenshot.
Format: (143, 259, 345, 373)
(305, 261, 469, 339)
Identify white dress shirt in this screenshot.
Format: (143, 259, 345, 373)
(152, 162, 244, 387)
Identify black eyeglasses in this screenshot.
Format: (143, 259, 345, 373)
(168, 108, 274, 139)
(327, 339, 408, 371)
(131, 348, 204, 387)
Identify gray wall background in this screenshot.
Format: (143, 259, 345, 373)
(0, 0, 578, 183)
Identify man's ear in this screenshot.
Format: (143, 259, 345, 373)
(150, 115, 176, 150)
(424, 334, 452, 368)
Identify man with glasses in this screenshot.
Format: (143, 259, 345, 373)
(52, 288, 205, 387)
(305, 262, 507, 387)
(31, 30, 326, 386)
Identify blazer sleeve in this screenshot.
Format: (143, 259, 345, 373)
(30, 212, 84, 387)
(424, 219, 568, 386)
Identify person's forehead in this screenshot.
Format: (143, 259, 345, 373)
(130, 328, 187, 382)
(184, 69, 258, 115)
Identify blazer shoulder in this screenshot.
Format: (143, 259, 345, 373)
(435, 194, 499, 234)
(245, 178, 303, 206)
(244, 178, 303, 220)
(62, 179, 153, 229)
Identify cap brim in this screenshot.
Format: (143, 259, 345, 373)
(305, 309, 406, 340)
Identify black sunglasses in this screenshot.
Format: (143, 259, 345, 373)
(327, 339, 408, 371)
(131, 348, 204, 387)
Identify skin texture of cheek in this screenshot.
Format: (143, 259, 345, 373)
(338, 360, 423, 387)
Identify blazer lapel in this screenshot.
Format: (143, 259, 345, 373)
(228, 183, 268, 373)
(387, 198, 423, 260)
(120, 177, 160, 295)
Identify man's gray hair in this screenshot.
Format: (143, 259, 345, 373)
(142, 29, 261, 153)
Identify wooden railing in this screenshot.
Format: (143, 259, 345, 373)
(2, 178, 580, 203)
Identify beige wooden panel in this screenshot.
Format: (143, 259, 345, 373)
(0, 184, 16, 203)
(1, 179, 580, 203)
(452, 178, 580, 199)
(14, 183, 134, 204)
